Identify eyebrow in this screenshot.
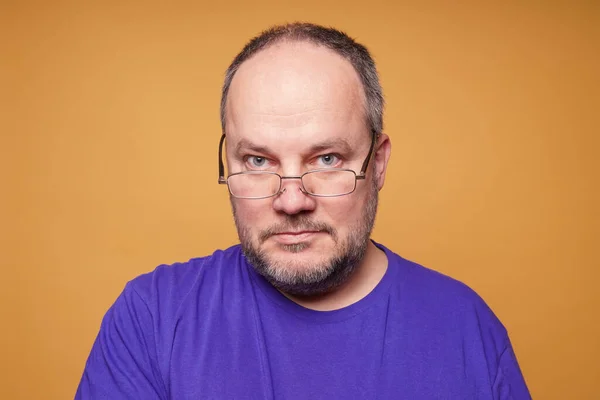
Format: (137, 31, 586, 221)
(234, 137, 354, 156)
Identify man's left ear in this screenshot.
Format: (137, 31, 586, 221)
(373, 133, 391, 190)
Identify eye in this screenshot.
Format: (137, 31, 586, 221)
(246, 155, 269, 169)
(317, 154, 340, 167)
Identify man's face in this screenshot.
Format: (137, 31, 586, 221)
(225, 41, 388, 296)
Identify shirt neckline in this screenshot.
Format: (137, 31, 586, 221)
(245, 241, 399, 324)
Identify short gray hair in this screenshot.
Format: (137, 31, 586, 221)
(220, 22, 384, 136)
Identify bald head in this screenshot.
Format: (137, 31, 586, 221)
(226, 41, 366, 137)
(220, 23, 384, 136)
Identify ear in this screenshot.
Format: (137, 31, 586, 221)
(373, 133, 391, 190)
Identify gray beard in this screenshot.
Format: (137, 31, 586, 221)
(233, 182, 378, 297)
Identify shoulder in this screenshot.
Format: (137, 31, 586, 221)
(377, 243, 530, 396)
(124, 245, 245, 319)
(382, 244, 489, 305)
(381, 243, 509, 346)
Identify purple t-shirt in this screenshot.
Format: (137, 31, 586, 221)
(76, 243, 531, 399)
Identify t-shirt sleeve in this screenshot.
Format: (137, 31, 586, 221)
(75, 283, 166, 399)
(493, 342, 532, 400)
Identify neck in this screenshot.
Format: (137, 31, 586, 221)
(281, 241, 388, 311)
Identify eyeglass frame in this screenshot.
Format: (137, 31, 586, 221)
(218, 130, 378, 199)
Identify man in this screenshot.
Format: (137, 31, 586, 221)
(76, 23, 531, 399)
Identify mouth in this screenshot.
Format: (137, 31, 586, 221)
(271, 230, 324, 245)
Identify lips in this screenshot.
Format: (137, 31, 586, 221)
(276, 230, 321, 235)
(272, 230, 323, 244)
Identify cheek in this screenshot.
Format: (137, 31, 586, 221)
(319, 193, 366, 226)
(233, 199, 273, 226)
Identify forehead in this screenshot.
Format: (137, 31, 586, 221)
(225, 41, 367, 147)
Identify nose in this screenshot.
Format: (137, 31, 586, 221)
(272, 178, 317, 215)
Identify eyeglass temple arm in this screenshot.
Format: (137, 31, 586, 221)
(218, 134, 226, 184)
(357, 130, 378, 178)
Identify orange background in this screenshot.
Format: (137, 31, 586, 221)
(1, 1, 598, 399)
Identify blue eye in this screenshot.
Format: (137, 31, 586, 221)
(318, 154, 339, 166)
(247, 156, 268, 168)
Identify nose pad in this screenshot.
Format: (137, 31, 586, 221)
(276, 178, 307, 197)
(277, 186, 307, 197)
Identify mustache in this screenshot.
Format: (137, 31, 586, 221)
(258, 216, 336, 244)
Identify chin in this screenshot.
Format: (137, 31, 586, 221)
(266, 244, 326, 267)
(257, 238, 331, 267)
(242, 235, 365, 297)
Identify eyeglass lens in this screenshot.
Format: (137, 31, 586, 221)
(227, 170, 356, 198)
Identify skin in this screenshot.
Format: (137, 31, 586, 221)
(225, 40, 392, 311)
